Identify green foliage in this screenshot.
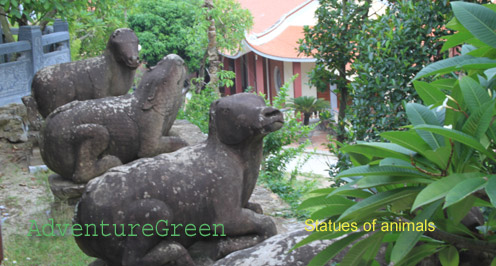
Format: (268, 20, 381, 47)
(128, 0, 252, 71)
(69, 0, 132, 59)
(128, 0, 204, 69)
(0, 0, 133, 60)
(259, 75, 315, 218)
(0, 0, 87, 26)
(288, 96, 330, 126)
(299, 0, 370, 142)
(298, 2, 496, 265)
(180, 87, 219, 134)
(349, 1, 451, 142)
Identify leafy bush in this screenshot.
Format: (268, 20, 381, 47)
(297, 2, 496, 265)
(259, 76, 316, 218)
(128, 0, 204, 70)
(287, 96, 330, 126)
(348, 1, 450, 142)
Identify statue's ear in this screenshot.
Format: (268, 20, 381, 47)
(142, 83, 157, 110)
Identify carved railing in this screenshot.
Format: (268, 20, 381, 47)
(0, 19, 71, 106)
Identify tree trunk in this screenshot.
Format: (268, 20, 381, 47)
(304, 113, 310, 126)
(336, 65, 348, 143)
(0, 8, 15, 43)
(205, 0, 220, 95)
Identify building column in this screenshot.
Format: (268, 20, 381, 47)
(255, 55, 264, 94)
(223, 57, 230, 95)
(234, 58, 243, 94)
(293, 62, 302, 98)
(246, 53, 255, 90)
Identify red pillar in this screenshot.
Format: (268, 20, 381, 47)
(293, 62, 302, 98)
(223, 57, 230, 95)
(247, 53, 255, 89)
(234, 58, 243, 94)
(255, 55, 265, 95)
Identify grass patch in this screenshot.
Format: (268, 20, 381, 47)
(258, 172, 320, 219)
(3, 234, 94, 265)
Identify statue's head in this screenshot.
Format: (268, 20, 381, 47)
(209, 93, 284, 145)
(107, 28, 140, 69)
(139, 54, 186, 110)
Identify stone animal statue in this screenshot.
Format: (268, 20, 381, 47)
(74, 93, 283, 266)
(40, 54, 188, 184)
(23, 28, 140, 119)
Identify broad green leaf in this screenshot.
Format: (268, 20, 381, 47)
(311, 205, 352, 220)
(485, 175, 496, 207)
(431, 78, 457, 91)
(341, 143, 413, 161)
(395, 243, 444, 266)
(413, 124, 496, 161)
(292, 229, 350, 250)
(413, 55, 496, 80)
(462, 99, 495, 138)
(413, 81, 446, 106)
(444, 177, 487, 208)
(467, 46, 496, 58)
(451, 2, 496, 48)
(339, 231, 385, 266)
(406, 103, 443, 150)
(412, 173, 483, 210)
(308, 187, 335, 196)
(380, 158, 413, 168)
(491, 257, 496, 266)
(307, 231, 368, 266)
(391, 200, 442, 263)
(299, 195, 354, 210)
(446, 17, 465, 31)
(336, 165, 429, 179)
(423, 146, 452, 170)
(485, 67, 496, 80)
(337, 187, 422, 222)
(439, 246, 459, 266)
(447, 196, 476, 225)
(459, 76, 490, 113)
(380, 131, 433, 161)
(380, 131, 432, 154)
(441, 29, 473, 52)
(355, 175, 433, 189)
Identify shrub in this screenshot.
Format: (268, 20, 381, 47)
(296, 2, 496, 265)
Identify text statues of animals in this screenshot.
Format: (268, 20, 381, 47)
(74, 93, 284, 265)
(39, 54, 188, 184)
(23, 28, 140, 119)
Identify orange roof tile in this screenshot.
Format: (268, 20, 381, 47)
(246, 26, 313, 61)
(237, 0, 308, 34)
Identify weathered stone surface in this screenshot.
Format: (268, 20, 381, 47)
(214, 229, 387, 266)
(0, 104, 28, 143)
(48, 174, 86, 201)
(213, 229, 331, 266)
(170, 119, 207, 146)
(24, 28, 140, 119)
(74, 93, 285, 265)
(40, 54, 188, 183)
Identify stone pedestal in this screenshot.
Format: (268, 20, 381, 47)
(48, 174, 86, 205)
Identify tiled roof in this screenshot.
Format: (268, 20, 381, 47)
(237, 0, 308, 35)
(246, 26, 313, 61)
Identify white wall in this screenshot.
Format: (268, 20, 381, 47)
(301, 62, 316, 97)
(283, 61, 294, 99)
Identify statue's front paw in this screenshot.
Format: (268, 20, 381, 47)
(246, 202, 263, 214)
(259, 215, 277, 239)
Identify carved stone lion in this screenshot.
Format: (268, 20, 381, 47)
(74, 93, 284, 265)
(40, 54, 187, 183)
(23, 28, 140, 119)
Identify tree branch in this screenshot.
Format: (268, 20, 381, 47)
(425, 228, 496, 256)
